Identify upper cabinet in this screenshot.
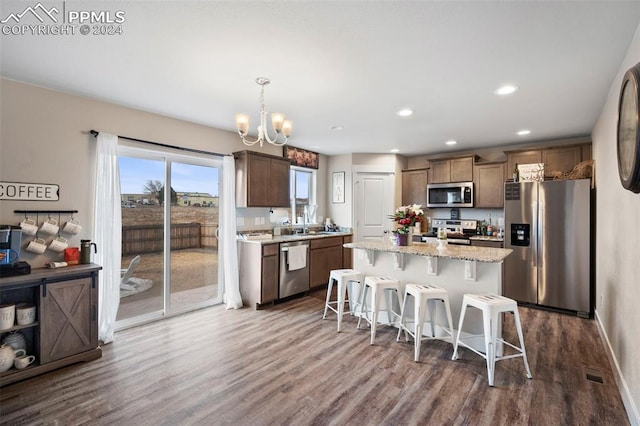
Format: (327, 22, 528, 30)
(401, 168, 428, 206)
(474, 163, 505, 208)
(429, 156, 474, 183)
(542, 146, 583, 175)
(234, 150, 290, 207)
(505, 144, 591, 181)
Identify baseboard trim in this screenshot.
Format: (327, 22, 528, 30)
(595, 309, 639, 426)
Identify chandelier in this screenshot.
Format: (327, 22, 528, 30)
(235, 77, 292, 147)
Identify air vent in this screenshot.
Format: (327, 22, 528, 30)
(584, 367, 604, 384)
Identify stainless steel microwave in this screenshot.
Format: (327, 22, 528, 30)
(426, 182, 474, 208)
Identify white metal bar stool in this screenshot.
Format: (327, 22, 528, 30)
(396, 283, 455, 362)
(322, 269, 364, 332)
(452, 293, 532, 387)
(356, 276, 403, 345)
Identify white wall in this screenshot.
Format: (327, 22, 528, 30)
(326, 154, 353, 227)
(592, 25, 640, 424)
(0, 78, 281, 266)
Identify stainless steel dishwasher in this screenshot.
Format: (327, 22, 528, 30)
(279, 240, 310, 298)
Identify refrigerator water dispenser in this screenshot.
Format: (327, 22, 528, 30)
(510, 223, 530, 247)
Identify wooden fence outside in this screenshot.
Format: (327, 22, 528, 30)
(122, 223, 218, 256)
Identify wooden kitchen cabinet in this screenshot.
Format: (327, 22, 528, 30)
(505, 144, 591, 180)
(542, 146, 582, 175)
(0, 265, 101, 387)
(342, 235, 353, 270)
(429, 160, 451, 184)
(429, 156, 474, 183)
(234, 150, 290, 207)
(506, 150, 542, 181)
(401, 169, 428, 206)
(450, 157, 474, 182)
(261, 244, 279, 304)
(474, 163, 505, 208)
(309, 236, 344, 288)
(238, 241, 280, 308)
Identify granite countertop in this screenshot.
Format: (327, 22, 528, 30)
(237, 232, 352, 244)
(343, 241, 512, 263)
(469, 235, 504, 242)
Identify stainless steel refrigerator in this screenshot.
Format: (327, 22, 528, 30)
(504, 179, 592, 317)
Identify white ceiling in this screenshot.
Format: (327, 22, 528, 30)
(2, 1, 640, 156)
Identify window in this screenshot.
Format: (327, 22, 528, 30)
(290, 166, 316, 223)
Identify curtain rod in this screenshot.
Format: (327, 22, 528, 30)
(90, 130, 229, 157)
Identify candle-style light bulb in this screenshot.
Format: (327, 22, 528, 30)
(235, 114, 249, 136)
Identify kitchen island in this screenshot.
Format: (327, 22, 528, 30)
(344, 240, 513, 350)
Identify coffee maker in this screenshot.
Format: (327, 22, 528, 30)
(0, 225, 31, 277)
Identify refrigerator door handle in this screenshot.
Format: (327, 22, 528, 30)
(531, 201, 538, 267)
(538, 200, 544, 268)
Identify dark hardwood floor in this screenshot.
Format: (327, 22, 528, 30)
(0, 291, 629, 425)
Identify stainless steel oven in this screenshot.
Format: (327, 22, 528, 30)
(427, 182, 474, 208)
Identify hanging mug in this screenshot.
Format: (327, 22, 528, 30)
(19, 219, 38, 236)
(39, 218, 59, 235)
(62, 219, 82, 235)
(26, 238, 47, 254)
(48, 236, 68, 253)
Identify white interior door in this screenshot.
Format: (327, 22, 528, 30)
(354, 173, 393, 241)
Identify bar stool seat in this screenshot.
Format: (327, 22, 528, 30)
(357, 276, 403, 345)
(322, 269, 364, 332)
(396, 283, 455, 362)
(452, 293, 532, 386)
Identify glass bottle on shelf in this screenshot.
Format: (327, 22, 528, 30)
(513, 163, 519, 182)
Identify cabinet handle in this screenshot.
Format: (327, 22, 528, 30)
(41, 279, 47, 297)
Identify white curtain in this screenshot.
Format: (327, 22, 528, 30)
(221, 155, 242, 309)
(94, 132, 122, 343)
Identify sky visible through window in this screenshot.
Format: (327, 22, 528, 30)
(119, 157, 219, 196)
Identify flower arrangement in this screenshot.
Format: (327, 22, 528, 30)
(389, 204, 424, 234)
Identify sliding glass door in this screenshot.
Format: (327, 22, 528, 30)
(116, 147, 222, 327)
(169, 162, 220, 314)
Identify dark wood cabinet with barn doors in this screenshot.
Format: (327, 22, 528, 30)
(0, 264, 101, 386)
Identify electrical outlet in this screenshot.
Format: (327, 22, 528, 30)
(600, 294, 604, 308)
(255, 217, 261, 225)
(237, 217, 244, 226)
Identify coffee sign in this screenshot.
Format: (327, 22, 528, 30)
(0, 181, 59, 201)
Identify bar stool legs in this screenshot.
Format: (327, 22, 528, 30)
(356, 276, 402, 345)
(396, 284, 455, 362)
(322, 269, 364, 332)
(452, 293, 532, 386)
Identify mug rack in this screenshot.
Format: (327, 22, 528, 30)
(14, 210, 78, 215)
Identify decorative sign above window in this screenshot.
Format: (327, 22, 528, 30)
(0, 181, 59, 201)
(517, 163, 545, 182)
(283, 146, 319, 169)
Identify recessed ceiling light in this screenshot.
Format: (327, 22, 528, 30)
(396, 108, 414, 117)
(517, 129, 531, 136)
(445, 140, 458, 146)
(390, 148, 400, 153)
(495, 85, 518, 95)
(330, 125, 344, 131)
